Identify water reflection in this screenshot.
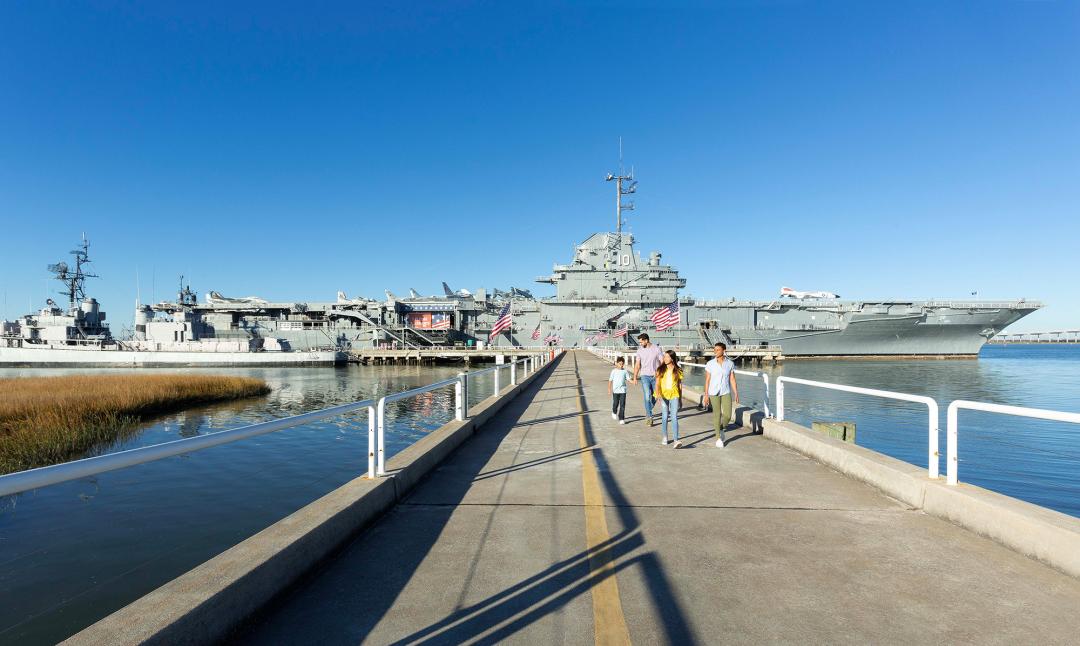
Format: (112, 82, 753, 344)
(757, 346, 1080, 520)
(0, 363, 475, 645)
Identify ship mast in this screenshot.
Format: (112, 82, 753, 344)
(605, 139, 637, 234)
(605, 170, 637, 234)
(48, 234, 98, 312)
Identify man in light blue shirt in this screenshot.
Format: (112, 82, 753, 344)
(703, 342, 739, 448)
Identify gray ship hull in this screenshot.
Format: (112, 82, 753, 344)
(163, 231, 1041, 358)
(0, 345, 343, 367)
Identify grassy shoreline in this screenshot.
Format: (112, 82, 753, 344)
(0, 374, 271, 475)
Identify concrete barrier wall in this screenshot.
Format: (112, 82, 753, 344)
(764, 418, 1080, 580)
(64, 354, 565, 646)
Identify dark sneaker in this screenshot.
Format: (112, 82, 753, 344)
(646, 416, 654, 427)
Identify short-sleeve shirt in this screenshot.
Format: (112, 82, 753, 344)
(609, 368, 629, 394)
(705, 357, 736, 396)
(658, 368, 682, 399)
(635, 344, 664, 377)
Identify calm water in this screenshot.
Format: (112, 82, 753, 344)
(683, 344, 1080, 518)
(0, 363, 503, 645)
(2, 347, 1079, 643)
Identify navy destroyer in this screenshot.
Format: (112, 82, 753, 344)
(0, 238, 343, 366)
(166, 174, 1040, 357)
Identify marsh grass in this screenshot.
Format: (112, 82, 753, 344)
(0, 374, 271, 474)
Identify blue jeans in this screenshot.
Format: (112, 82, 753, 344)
(660, 397, 680, 441)
(639, 375, 656, 417)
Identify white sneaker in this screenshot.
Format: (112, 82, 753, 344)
(715, 439, 725, 448)
(660, 436, 669, 446)
(611, 413, 617, 420)
(672, 440, 683, 449)
(619, 420, 625, 425)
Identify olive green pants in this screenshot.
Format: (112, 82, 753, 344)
(709, 394, 733, 441)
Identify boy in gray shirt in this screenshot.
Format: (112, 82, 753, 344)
(608, 357, 629, 424)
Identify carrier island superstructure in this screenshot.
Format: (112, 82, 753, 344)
(160, 176, 1041, 358)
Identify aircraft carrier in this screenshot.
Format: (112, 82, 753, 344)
(169, 174, 1041, 358)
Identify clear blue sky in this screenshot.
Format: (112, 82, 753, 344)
(2, 1, 1077, 332)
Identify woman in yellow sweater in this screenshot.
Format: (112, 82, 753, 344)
(653, 350, 684, 448)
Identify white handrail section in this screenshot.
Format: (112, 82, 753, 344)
(0, 399, 377, 497)
(776, 376, 942, 479)
(375, 353, 557, 475)
(946, 400, 1080, 486)
(681, 361, 772, 418)
(376, 376, 463, 476)
(0, 349, 562, 494)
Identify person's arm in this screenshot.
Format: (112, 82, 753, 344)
(607, 375, 612, 395)
(730, 370, 739, 403)
(631, 357, 640, 383)
(703, 369, 711, 400)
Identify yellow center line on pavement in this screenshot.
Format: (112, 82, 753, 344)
(573, 354, 632, 646)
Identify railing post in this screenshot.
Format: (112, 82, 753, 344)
(929, 401, 940, 480)
(947, 402, 959, 486)
(376, 398, 387, 476)
(367, 405, 376, 478)
(511, 361, 517, 386)
(776, 378, 785, 422)
(494, 366, 501, 395)
(455, 373, 465, 421)
(761, 373, 771, 418)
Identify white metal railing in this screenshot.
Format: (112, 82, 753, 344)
(682, 362, 772, 418)
(0, 399, 377, 498)
(376, 353, 555, 475)
(946, 401, 1080, 486)
(0, 350, 562, 496)
(588, 347, 635, 367)
(374, 376, 464, 476)
(777, 376, 942, 480)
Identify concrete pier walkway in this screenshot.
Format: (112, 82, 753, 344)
(239, 352, 1080, 644)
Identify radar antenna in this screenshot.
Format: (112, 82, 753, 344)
(48, 234, 98, 311)
(604, 139, 637, 235)
(177, 275, 197, 308)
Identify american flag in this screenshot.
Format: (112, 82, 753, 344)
(431, 313, 451, 330)
(531, 323, 541, 340)
(596, 331, 609, 341)
(489, 303, 512, 339)
(614, 325, 629, 338)
(651, 300, 680, 331)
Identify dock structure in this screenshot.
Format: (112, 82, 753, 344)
(350, 346, 783, 367)
(65, 351, 1080, 644)
(989, 330, 1080, 344)
(670, 345, 784, 366)
(349, 348, 552, 365)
